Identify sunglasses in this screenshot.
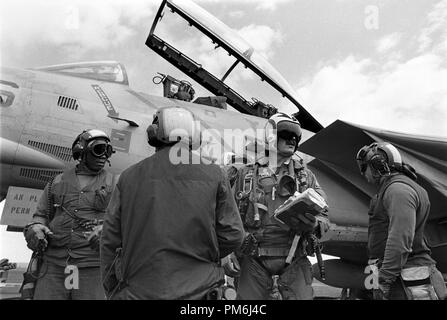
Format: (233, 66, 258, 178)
(88, 140, 114, 158)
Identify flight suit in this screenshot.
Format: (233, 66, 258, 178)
(231, 157, 328, 300)
(101, 146, 244, 300)
(368, 173, 446, 300)
(31, 166, 115, 300)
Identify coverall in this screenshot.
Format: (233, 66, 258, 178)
(368, 173, 446, 299)
(32, 165, 115, 300)
(101, 145, 245, 299)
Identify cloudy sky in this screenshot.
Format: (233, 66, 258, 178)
(1, 0, 446, 261)
(1, 0, 446, 137)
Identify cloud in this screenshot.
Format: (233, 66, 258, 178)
(296, 0, 447, 137)
(0, 0, 158, 60)
(172, 23, 283, 81)
(418, 0, 447, 53)
(228, 10, 245, 19)
(376, 33, 402, 54)
(238, 25, 284, 60)
(197, 0, 293, 11)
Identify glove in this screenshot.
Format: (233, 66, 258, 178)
(315, 215, 331, 240)
(221, 253, 240, 277)
(288, 212, 317, 233)
(24, 223, 53, 252)
(86, 225, 103, 251)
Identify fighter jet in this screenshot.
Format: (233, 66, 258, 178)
(0, 0, 320, 229)
(1, 0, 445, 299)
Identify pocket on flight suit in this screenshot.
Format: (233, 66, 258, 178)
(430, 265, 447, 300)
(401, 266, 438, 300)
(93, 185, 113, 211)
(257, 176, 275, 215)
(47, 190, 67, 245)
(299, 258, 314, 286)
(368, 195, 378, 216)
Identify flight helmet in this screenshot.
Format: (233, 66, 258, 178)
(356, 142, 403, 177)
(146, 106, 201, 150)
(72, 129, 114, 161)
(265, 112, 302, 152)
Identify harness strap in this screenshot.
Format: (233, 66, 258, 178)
(286, 235, 300, 264)
(255, 203, 268, 212)
(288, 160, 294, 176)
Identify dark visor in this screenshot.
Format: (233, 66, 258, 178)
(278, 131, 298, 142)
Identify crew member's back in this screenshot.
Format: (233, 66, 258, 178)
(101, 106, 244, 300)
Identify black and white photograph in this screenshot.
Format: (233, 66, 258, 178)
(1, 0, 446, 309)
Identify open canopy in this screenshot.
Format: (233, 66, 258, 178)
(146, 0, 323, 132)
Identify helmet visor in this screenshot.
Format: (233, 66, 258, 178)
(278, 131, 298, 144)
(276, 120, 301, 144)
(88, 140, 113, 158)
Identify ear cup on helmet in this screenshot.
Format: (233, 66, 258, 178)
(147, 123, 164, 148)
(72, 129, 113, 160)
(72, 132, 85, 160)
(147, 108, 202, 150)
(369, 153, 390, 175)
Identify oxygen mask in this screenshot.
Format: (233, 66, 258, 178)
(276, 160, 297, 197)
(277, 174, 297, 197)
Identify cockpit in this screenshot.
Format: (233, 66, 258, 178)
(32, 61, 129, 86)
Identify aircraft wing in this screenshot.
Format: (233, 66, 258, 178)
(299, 120, 447, 272)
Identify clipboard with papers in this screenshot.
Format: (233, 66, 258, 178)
(274, 188, 328, 228)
